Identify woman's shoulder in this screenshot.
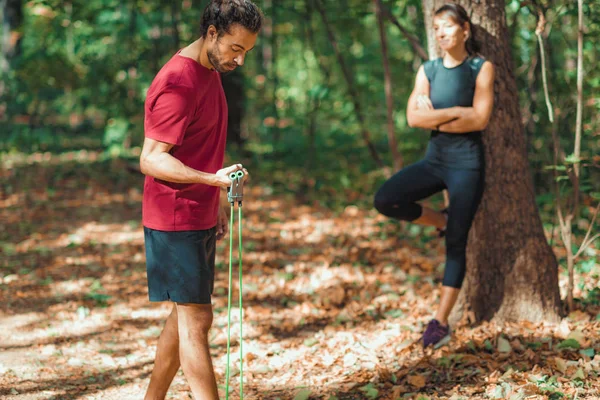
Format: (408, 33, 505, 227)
(422, 57, 443, 81)
(468, 56, 489, 78)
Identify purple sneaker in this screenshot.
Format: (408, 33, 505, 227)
(422, 319, 451, 349)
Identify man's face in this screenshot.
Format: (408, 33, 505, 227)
(207, 24, 258, 73)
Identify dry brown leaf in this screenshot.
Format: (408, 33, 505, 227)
(407, 375, 427, 388)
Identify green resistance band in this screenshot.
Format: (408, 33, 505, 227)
(225, 170, 244, 400)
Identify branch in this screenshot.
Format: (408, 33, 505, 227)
(313, 0, 386, 170)
(574, 0, 584, 180)
(574, 202, 600, 259)
(534, 10, 554, 123)
(551, 122, 568, 234)
(380, 4, 428, 61)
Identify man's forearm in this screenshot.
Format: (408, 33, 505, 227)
(140, 151, 218, 185)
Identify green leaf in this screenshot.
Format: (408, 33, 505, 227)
(564, 154, 582, 164)
(294, 389, 311, 400)
(557, 339, 581, 350)
(526, 342, 543, 350)
(571, 368, 585, 380)
(466, 340, 476, 352)
(580, 348, 595, 358)
(578, 259, 596, 273)
(359, 383, 379, 399)
(484, 339, 494, 351)
(498, 336, 512, 353)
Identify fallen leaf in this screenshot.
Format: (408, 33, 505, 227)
(572, 368, 586, 380)
(567, 329, 586, 345)
(498, 336, 512, 353)
(554, 357, 568, 374)
(294, 389, 311, 400)
(407, 375, 426, 388)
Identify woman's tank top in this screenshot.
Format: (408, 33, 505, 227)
(423, 56, 486, 169)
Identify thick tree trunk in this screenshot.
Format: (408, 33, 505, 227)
(422, 0, 562, 323)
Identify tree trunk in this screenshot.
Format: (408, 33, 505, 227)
(375, 0, 403, 171)
(221, 69, 245, 147)
(422, 0, 562, 324)
(1, 0, 23, 73)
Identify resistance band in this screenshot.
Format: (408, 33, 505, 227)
(225, 170, 244, 400)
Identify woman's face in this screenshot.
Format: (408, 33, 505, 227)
(433, 14, 469, 52)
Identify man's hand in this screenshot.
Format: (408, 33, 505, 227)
(216, 205, 229, 240)
(215, 164, 244, 188)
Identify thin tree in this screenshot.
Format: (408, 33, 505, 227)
(550, 0, 599, 311)
(375, 0, 403, 171)
(1, 0, 22, 74)
(313, 0, 386, 170)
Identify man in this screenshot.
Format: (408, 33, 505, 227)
(139, 1, 262, 399)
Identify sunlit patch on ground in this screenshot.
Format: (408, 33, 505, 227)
(1, 156, 599, 399)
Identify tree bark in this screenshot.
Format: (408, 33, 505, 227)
(422, 0, 562, 324)
(375, 0, 403, 171)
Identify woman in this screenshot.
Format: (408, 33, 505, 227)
(374, 3, 495, 349)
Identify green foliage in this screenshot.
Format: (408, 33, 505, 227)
(1, 0, 598, 218)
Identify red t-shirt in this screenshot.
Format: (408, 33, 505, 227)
(142, 52, 227, 231)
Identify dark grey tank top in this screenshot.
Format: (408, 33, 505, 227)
(423, 56, 486, 169)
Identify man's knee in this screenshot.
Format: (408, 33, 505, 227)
(176, 303, 213, 338)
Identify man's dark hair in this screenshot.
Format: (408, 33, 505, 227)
(200, 0, 263, 38)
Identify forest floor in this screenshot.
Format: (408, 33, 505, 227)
(1, 151, 599, 400)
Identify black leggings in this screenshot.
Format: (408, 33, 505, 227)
(374, 160, 483, 288)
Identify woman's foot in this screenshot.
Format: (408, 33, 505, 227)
(422, 319, 451, 348)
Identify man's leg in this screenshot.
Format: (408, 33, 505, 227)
(177, 302, 219, 400)
(145, 305, 181, 400)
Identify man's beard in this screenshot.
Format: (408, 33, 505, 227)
(207, 48, 235, 73)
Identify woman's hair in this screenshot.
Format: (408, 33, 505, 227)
(199, 0, 263, 39)
(434, 3, 480, 55)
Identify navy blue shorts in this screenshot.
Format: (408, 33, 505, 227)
(144, 227, 217, 304)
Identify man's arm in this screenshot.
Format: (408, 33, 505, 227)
(139, 137, 238, 187)
(438, 61, 495, 133)
(406, 65, 461, 130)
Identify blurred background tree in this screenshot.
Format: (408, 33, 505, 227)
(1, 0, 598, 308)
